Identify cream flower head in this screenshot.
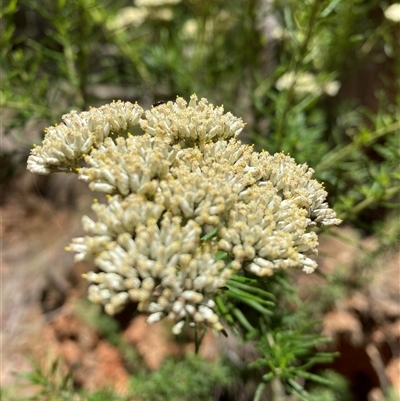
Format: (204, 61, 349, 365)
(384, 3, 400, 22)
(140, 94, 245, 147)
(28, 94, 340, 334)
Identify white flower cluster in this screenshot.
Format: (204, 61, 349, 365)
(140, 94, 245, 146)
(27, 94, 340, 334)
(136, 0, 181, 7)
(107, 0, 181, 32)
(384, 3, 400, 22)
(276, 71, 341, 97)
(27, 101, 143, 175)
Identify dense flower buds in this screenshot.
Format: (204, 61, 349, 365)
(28, 94, 340, 334)
(27, 101, 144, 175)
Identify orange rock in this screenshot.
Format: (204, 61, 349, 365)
(123, 316, 183, 370)
(386, 357, 400, 395)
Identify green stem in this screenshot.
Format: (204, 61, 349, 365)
(194, 324, 199, 354)
(89, 7, 152, 84)
(194, 324, 207, 354)
(253, 382, 266, 401)
(76, 0, 89, 106)
(340, 185, 400, 220)
(318, 121, 400, 171)
(275, 0, 321, 147)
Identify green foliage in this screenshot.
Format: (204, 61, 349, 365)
(16, 358, 74, 401)
(216, 273, 276, 340)
(130, 353, 232, 401)
(248, 0, 399, 232)
(384, 388, 400, 401)
(317, 105, 400, 229)
(84, 388, 129, 401)
(216, 271, 339, 400)
(307, 370, 352, 401)
(1, 358, 129, 401)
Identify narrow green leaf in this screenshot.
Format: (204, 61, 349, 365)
(227, 292, 273, 315)
(227, 277, 276, 301)
(296, 370, 335, 386)
(232, 307, 256, 333)
(201, 227, 218, 241)
(227, 286, 275, 307)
